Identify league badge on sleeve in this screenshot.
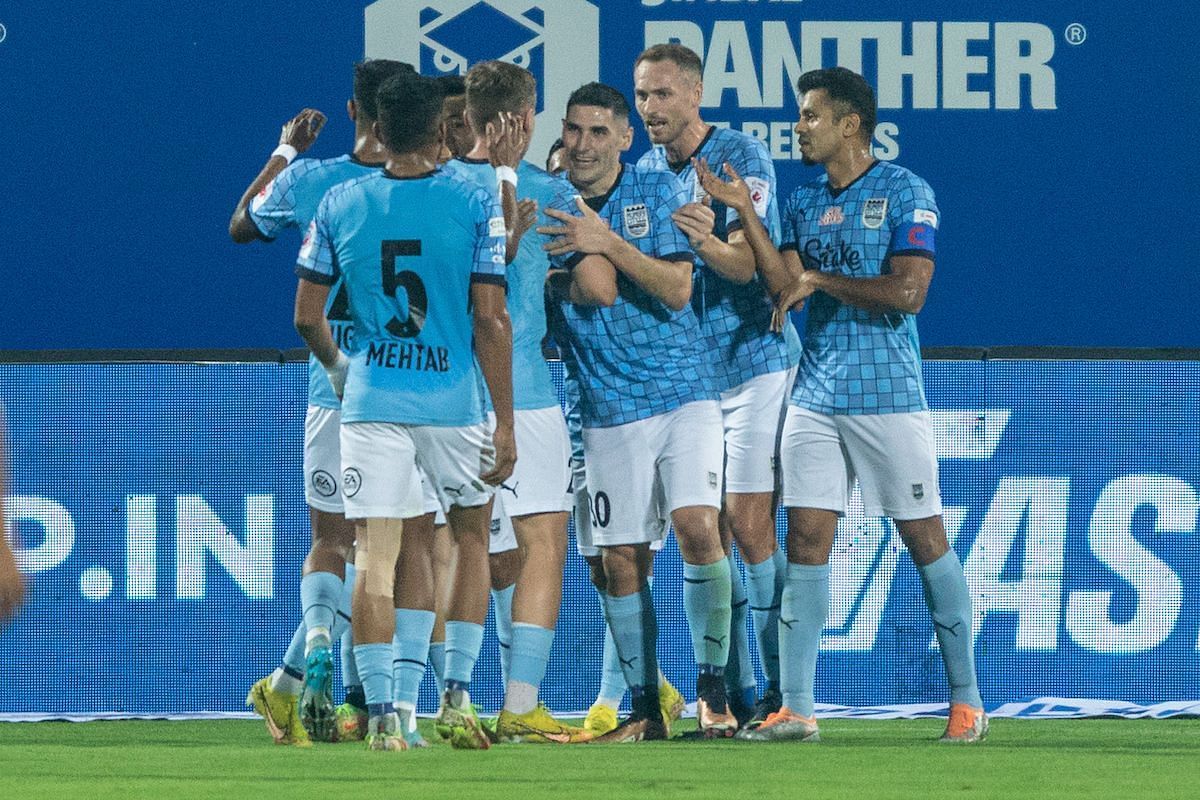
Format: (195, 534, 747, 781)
(745, 176, 771, 218)
(623, 204, 650, 239)
(862, 198, 888, 229)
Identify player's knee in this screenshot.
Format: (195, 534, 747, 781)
(353, 519, 404, 600)
(895, 515, 949, 566)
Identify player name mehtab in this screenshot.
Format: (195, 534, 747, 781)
(365, 341, 450, 373)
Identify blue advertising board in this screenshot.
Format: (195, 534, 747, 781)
(1, 2, 1198, 350)
(2, 357, 1197, 717)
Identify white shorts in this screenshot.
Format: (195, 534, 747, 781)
(304, 406, 344, 513)
(573, 457, 666, 557)
(779, 407, 943, 520)
(581, 401, 723, 549)
(719, 368, 793, 494)
(340, 420, 495, 520)
(498, 406, 573, 518)
(489, 497, 518, 554)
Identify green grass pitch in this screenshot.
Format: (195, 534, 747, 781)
(1, 718, 1197, 799)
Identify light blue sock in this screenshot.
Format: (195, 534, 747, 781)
(509, 622, 554, 690)
(595, 586, 626, 706)
(353, 642, 393, 708)
(340, 626, 360, 693)
(331, 563, 354, 642)
(491, 584, 515, 684)
(335, 564, 357, 693)
(392, 609, 436, 707)
(281, 621, 306, 677)
(745, 548, 785, 689)
(444, 621, 485, 686)
(725, 554, 756, 696)
(780, 563, 829, 717)
(682, 558, 733, 669)
(299, 571, 342, 650)
(918, 550, 983, 708)
(602, 587, 658, 690)
(428, 641, 446, 688)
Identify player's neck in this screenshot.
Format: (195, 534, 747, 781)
(352, 129, 388, 164)
(824, 145, 876, 191)
(574, 162, 623, 199)
(384, 149, 439, 179)
(663, 119, 711, 165)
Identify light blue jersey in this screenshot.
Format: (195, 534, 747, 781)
(296, 168, 507, 426)
(780, 160, 939, 415)
(443, 157, 573, 411)
(249, 154, 382, 409)
(638, 127, 800, 391)
(549, 164, 717, 428)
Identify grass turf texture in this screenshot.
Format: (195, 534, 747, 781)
(1, 718, 1197, 799)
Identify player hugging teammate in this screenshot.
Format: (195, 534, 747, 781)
(233, 46, 985, 750)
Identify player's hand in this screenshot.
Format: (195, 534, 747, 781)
(671, 201, 716, 249)
(481, 422, 517, 485)
(486, 112, 527, 169)
(0, 545, 24, 622)
(323, 351, 350, 400)
(513, 199, 539, 241)
(772, 273, 816, 331)
(694, 158, 753, 215)
(539, 198, 615, 257)
(280, 108, 327, 153)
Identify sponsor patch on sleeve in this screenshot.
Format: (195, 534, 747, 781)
(744, 176, 771, 218)
(913, 208, 939, 228)
(488, 216, 507, 238)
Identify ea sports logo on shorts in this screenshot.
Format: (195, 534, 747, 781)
(364, 0, 600, 163)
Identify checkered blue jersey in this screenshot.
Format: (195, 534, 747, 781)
(780, 161, 939, 415)
(443, 158, 573, 411)
(638, 127, 800, 392)
(547, 302, 586, 462)
(248, 154, 381, 410)
(548, 164, 717, 428)
(296, 169, 507, 426)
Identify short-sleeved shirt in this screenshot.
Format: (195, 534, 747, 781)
(780, 160, 939, 415)
(249, 154, 381, 409)
(549, 164, 717, 429)
(638, 126, 800, 391)
(443, 157, 574, 412)
(295, 168, 506, 426)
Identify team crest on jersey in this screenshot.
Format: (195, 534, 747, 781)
(862, 198, 888, 229)
(623, 204, 650, 239)
(820, 206, 845, 226)
(364, 0, 600, 166)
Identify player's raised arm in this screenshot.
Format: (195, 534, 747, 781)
(694, 158, 800, 300)
(229, 108, 327, 243)
(672, 195, 759, 285)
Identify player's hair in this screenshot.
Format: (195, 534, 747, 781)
(796, 67, 877, 140)
(566, 82, 631, 124)
(353, 59, 416, 120)
(435, 74, 466, 99)
(634, 43, 703, 80)
(375, 73, 444, 153)
(464, 61, 537, 135)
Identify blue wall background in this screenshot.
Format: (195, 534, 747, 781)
(2, 358, 1198, 714)
(2, 1, 1198, 349)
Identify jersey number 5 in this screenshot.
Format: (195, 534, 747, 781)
(381, 240, 427, 338)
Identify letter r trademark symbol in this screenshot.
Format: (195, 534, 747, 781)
(1065, 23, 1087, 45)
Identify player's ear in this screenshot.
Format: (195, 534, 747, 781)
(841, 111, 861, 141)
(372, 120, 386, 148)
(619, 122, 634, 152)
(347, 99, 357, 123)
